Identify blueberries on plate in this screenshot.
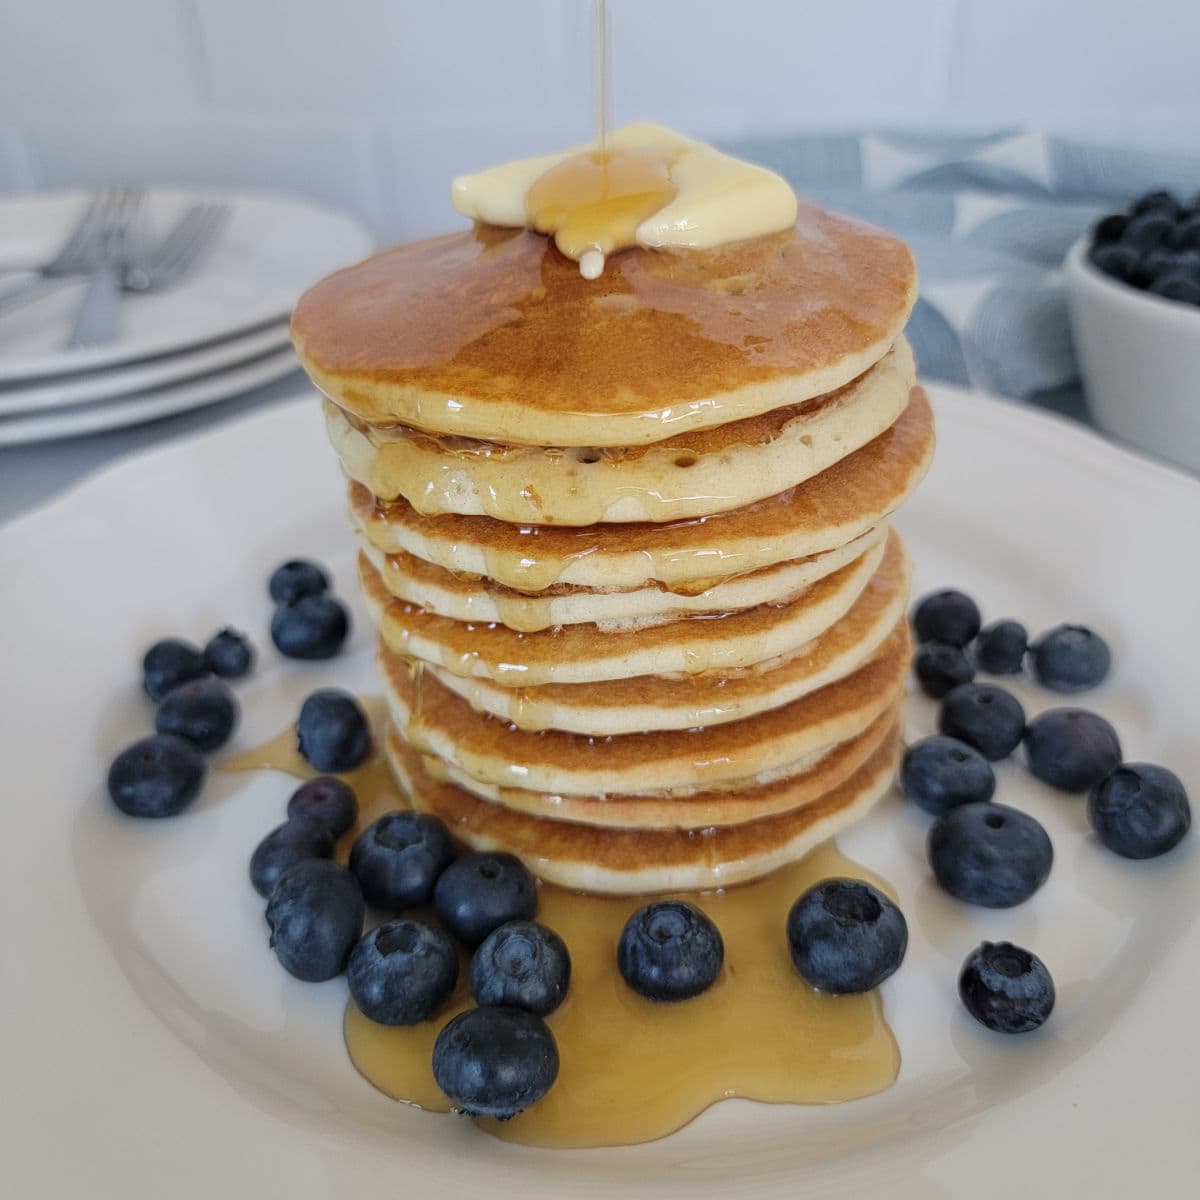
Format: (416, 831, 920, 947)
(347, 919, 459, 1025)
(1031, 625, 1111, 693)
(975, 619, 1027, 675)
(786, 878, 907, 994)
(269, 558, 330, 605)
(901, 735, 996, 816)
(271, 593, 350, 660)
(617, 900, 724, 1002)
(265, 860, 364, 982)
(107, 733, 206, 818)
(142, 638, 209, 702)
(432, 1005, 559, 1120)
(912, 589, 981, 647)
(939, 683, 1026, 761)
(249, 817, 335, 899)
(471, 921, 571, 1016)
(154, 678, 239, 753)
(287, 776, 359, 838)
(1023, 707, 1122, 792)
(913, 641, 975, 699)
(203, 627, 255, 679)
(1088, 763, 1192, 859)
(349, 810, 455, 910)
(434, 852, 538, 948)
(959, 941, 1055, 1034)
(928, 801, 1053, 908)
(296, 689, 371, 773)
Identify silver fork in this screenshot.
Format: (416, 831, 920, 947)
(64, 188, 145, 349)
(122, 201, 231, 294)
(0, 187, 140, 318)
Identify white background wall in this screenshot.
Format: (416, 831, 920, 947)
(1, 0, 1198, 243)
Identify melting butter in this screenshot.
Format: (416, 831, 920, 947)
(450, 122, 798, 279)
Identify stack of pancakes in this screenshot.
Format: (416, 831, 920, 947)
(292, 202, 931, 894)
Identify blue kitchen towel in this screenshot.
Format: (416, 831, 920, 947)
(724, 130, 1200, 423)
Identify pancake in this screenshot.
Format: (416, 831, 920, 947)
(327, 338, 914, 526)
(291, 204, 918, 448)
(348, 385, 934, 593)
(361, 533, 889, 687)
(381, 623, 909, 795)
(407, 534, 909, 734)
(358, 523, 887, 635)
(425, 707, 898, 829)
(387, 721, 903, 893)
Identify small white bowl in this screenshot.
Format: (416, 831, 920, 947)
(1065, 236, 1200, 473)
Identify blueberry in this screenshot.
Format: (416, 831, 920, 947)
(1089, 763, 1191, 859)
(347, 920, 459, 1025)
(1031, 624, 1110, 692)
(107, 733, 206, 818)
(901, 735, 996, 816)
(265, 860, 364, 982)
(1174, 214, 1200, 251)
(1135, 246, 1182, 287)
(975, 619, 1027, 675)
(268, 558, 330, 605)
(154, 678, 239, 753)
(912, 589, 981, 647)
(914, 641, 975, 699)
(271, 594, 350, 660)
(1149, 272, 1200, 305)
(1122, 211, 1175, 250)
(350, 810, 455, 910)
(786, 878, 907, 994)
(928, 801, 1053, 908)
(471, 921, 571, 1016)
(617, 900, 724, 1002)
(1088, 243, 1140, 284)
(203, 628, 254, 678)
(432, 1006, 559, 1120)
(939, 683, 1026, 761)
(1130, 189, 1181, 219)
(142, 638, 209, 702)
(1091, 213, 1128, 244)
(434, 852, 537, 948)
(296, 689, 371, 773)
(249, 817, 334, 899)
(287, 776, 358, 838)
(959, 941, 1055, 1034)
(1023, 708, 1122, 792)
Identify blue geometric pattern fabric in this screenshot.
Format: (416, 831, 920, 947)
(724, 130, 1200, 423)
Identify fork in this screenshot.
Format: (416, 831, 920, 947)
(64, 189, 145, 349)
(121, 201, 231, 294)
(0, 187, 142, 318)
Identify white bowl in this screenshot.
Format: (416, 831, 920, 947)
(1065, 236, 1200, 473)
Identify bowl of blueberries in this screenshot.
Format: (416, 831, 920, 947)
(1065, 188, 1200, 474)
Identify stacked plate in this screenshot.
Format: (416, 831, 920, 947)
(0, 188, 373, 445)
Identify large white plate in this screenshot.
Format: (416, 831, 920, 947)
(3, 385, 1198, 1199)
(0, 346, 300, 446)
(0, 321, 290, 417)
(0, 188, 372, 380)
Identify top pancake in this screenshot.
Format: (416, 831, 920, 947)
(291, 203, 917, 447)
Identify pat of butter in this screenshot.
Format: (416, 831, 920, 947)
(450, 122, 797, 278)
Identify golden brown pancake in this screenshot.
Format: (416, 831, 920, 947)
(348, 386, 934, 593)
(381, 623, 910, 794)
(381, 533, 909, 734)
(291, 203, 917, 447)
(387, 721, 903, 893)
(360, 533, 889, 686)
(425, 708, 898, 829)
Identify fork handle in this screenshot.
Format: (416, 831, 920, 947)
(65, 268, 123, 350)
(0, 275, 74, 318)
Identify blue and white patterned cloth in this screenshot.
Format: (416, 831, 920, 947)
(724, 130, 1200, 423)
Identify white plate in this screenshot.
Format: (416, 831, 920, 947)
(0, 188, 372, 380)
(0, 346, 301, 446)
(0, 321, 290, 417)
(4, 385, 1198, 1198)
